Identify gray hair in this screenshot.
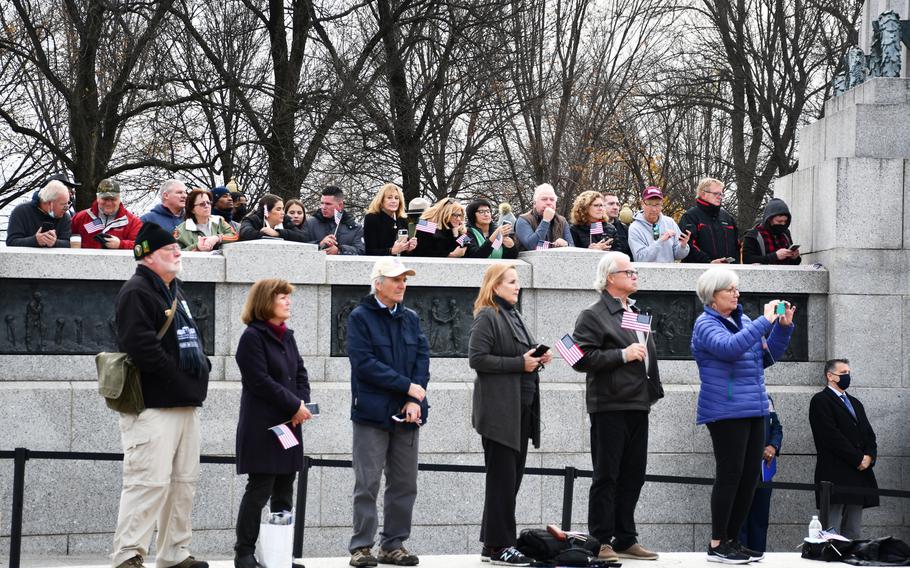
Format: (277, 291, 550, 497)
(533, 183, 556, 202)
(37, 180, 69, 203)
(370, 276, 385, 295)
(593, 252, 630, 292)
(696, 267, 739, 305)
(159, 179, 186, 199)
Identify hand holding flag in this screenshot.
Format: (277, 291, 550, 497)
(555, 333, 584, 366)
(269, 423, 300, 450)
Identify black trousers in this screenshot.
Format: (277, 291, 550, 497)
(707, 417, 765, 541)
(480, 405, 532, 548)
(587, 410, 648, 550)
(235, 473, 295, 557)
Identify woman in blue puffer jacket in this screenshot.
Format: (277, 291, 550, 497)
(691, 267, 795, 564)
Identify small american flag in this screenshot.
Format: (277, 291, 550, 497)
(456, 234, 469, 246)
(536, 240, 550, 250)
(269, 424, 299, 450)
(590, 222, 604, 235)
(491, 232, 503, 250)
(555, 334, 584, 366)
(621, 311, 652, 333)
(416, 219, 437, 234)
(334, 209, 343, 225)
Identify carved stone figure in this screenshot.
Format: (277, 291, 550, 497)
(74, 317, 84, 345)
(429, 299, 452, 354)
(336, 300, 359, 355)
(448, 298, 463, 353)
(25, 291, 45, 352)
(192, 297, 210, 347)
(94, 321, 105, 346)
(55, 318, 66, 346)
(4, 315, 15, 346)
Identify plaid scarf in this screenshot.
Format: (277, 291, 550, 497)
(755, 223, 790, 256)
(152, 275, 207, 378)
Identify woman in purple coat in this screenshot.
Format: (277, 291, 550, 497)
(234, 279, 313, 568)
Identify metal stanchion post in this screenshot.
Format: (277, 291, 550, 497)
(561, 466, 576, 531)
(293, 456, 311, 566)
(10, 447, 29, 568)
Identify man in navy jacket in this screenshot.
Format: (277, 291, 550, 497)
(346, 257, 430, 567)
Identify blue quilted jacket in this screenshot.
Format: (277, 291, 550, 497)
(692, 305, 793, 425)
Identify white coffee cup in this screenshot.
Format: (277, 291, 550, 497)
(70, 235, 82, 249)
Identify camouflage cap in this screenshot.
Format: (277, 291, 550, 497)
(97, 178, 121, 198)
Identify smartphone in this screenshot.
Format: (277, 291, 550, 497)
(531, 344, 550, 357)
(789, 244, 800, 251)
(391, 412, 407, 423)
(40, 221, 55, 232)
(93, 233, 109, 245)
(775, 302, 786, 316)
(397, 229, 409, 241)
(305, 403, 320, 416)
(724, 257, 736, 263)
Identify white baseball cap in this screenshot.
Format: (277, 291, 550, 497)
(370, 257, 417, 280)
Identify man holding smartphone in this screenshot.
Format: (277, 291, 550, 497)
(346, 258, 430, 567)
(5, 177, 74, 248)
(742, 198, 802, 265)
(71, 178, 142, 250)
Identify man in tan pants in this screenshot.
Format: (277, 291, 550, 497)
(112, 222, 210, 568)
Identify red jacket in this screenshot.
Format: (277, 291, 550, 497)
(71, 201, 142, 250)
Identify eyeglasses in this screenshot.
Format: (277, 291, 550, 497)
(610, 269, 639, 278)
(704, 189, 724, 197)
(475, 209, 492, 215)
(451, 213, 464, 218)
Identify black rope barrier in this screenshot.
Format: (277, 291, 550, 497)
(4, 448, 908, 568)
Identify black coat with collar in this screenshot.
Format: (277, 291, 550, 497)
(469, 305, 540, 452)
(809, 387, 878, 507)
(571, 292, 663, 414)
(235, 320, 311, 474)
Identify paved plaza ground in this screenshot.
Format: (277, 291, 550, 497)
(8, 552, 814, 567)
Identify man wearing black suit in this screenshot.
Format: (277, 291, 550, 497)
(808, 359, 878, 539)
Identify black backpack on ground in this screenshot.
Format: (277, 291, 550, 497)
(517, 527, 616, 567)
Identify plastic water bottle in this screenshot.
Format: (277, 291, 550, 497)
(808, 515, 822, 539)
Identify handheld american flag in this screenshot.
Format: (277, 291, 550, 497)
(269, 424, 300, 450)
(590, 222, 604, 235)
(456, 234, 469, 246)
(535, 240, 550, 250)
(491, 232, 503, 250)
(555, 334, 584, 366)
(332, 209, 344, 236)
(416, 219, 437, 234)
(621, 311, 652, 333)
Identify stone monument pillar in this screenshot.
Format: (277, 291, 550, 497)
(774, 76, 910, 413)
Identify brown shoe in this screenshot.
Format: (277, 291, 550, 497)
(616, 542, 659, 560)
(597, 544, 619, 562)
(166, 557, 209, 568)
(115, 556, 146, 568)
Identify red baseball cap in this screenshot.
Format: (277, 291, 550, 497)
(642, 186, 663, 201)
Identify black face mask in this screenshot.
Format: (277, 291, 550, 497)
(769, 224, 788, 235)
(233, 206, 248, 221)
(833, 372, 851, 390)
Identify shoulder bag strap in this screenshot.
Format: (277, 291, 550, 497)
(156, 298, 179, 340)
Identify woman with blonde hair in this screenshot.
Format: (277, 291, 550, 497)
(234, 278, 313, 568)
(469, 264, 551, 565)
(412, 198, 469, 257)
(173, 188, 240, 251)
(363, 183, 417, 256)
(569, 190, 613, 251)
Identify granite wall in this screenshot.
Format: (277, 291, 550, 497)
(0, 242, 905, 558)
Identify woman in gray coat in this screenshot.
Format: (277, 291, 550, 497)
(469, 264, 551, 566)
